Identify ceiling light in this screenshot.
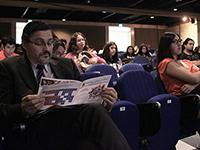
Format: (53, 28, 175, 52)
(150, 16, 154, 19)
(118, 24, 123, 27)
(62, 19, 66, 22)
(173, 8, 178, 11)
(87, 0, 91, 3)
(182, 16, 188, 22)
(102, 11, 107, 14)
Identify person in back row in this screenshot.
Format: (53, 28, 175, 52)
(179, 38, 200, 67)
(52, 39, 66, 58)
(0, 21, 131, 150)
(120, 45, 136, 64)
(138, 43, 152, 63)
(0, 36, 17, 60)
(65, 32, 106, 72)
(102, 41, 122, 72)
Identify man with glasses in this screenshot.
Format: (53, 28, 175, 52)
(0, 36, 17, 60)
(0, 21, 131, 150)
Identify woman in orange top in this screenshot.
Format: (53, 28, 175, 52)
(157, 32, 200, 96)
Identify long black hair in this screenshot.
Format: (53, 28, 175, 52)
(157, 32, 180, 65)
(102, 41, 119, 63)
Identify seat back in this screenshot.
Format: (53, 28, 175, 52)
(116, 70, 158, 104)
(85, 64, 118, 86)
(147, 94, 181, 150)
(132, 56, 149, 64)
(132, 56, 153, 72)
(150, 70, 167, 94)
(119, 63, 144, 75)
(80, 72, 102, 81)
(111, 101, 139, 150)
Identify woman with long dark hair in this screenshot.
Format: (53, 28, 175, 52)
(102, 41, 122, 71)
(157, 32, 200, 95)
(65, 32, 106, 72)
(138, 43, 151, 62)
(121, 45, 136, 64)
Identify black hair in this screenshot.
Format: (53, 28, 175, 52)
(157, 32, 180, 65)
(182, 38, 194, 50)
(102, 41, 119, 63)
(22, 21, 52, 42)
(1, 36, 15, 46)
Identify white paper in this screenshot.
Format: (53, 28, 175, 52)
(38, 75, 111, 110)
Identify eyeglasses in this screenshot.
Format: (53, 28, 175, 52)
(28, 39, 55, 48)
(172, 39, 182, 45)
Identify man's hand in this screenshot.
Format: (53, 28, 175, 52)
(101, 87, 118, 111)
(21, 94, 45, 115)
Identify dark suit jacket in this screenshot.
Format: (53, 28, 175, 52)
(0, 55, 80, 127)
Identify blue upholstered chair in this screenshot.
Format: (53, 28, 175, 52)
(80, 72, 102, 81)
(115, 70, 181, 150)
(85, 64, 118, 86)
(132, 56, 153, 72)
(111, 101, 139, 150)
(151, 70, 200, 139)
(119, 63, 144, 76)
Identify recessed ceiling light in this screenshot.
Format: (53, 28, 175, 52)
(62, 19, 66, 21)
(87, 0, 91, 3)
(102, 11, 107, 13)
(118, 24, 123, 27)
(173, 8, 178, 11)
(150, 16, 154, 19)
(182, 16, 188, 22)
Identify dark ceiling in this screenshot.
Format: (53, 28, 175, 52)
(0, 0, 200, 26)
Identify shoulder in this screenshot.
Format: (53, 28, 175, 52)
(158, 58, 174, 73)
(51, 57, 74, 65)
(0, 55, 22, 65)
(179, 52, 190, 59)
(65, 52, 75, 59)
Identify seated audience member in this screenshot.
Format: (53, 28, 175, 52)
(102, 41, 122, 72)
(0, 36, 17, 60)
(0, 21, 131, 150)
(14, 44, 25, 55)
(138, 43, 152, 63)
(52, 39, 66, 58)
(194, 46, 200, 58)
(65, 32, 106, 72)
(121, 45, 136, 64)
(179, 38, 200, 67)
(157, 32, 200, 120)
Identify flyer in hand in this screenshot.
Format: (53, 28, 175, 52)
(37, 75, 111, 110)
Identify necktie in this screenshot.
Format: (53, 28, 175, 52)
(36, 64, 45, 83)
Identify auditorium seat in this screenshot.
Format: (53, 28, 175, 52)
(118, 63, 144, 76)
(115, 70, 181, 150)
(111, 100, 139, 150)
(85, 64, 118, 86)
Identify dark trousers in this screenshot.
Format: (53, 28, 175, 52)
(3, 104, 131, 150)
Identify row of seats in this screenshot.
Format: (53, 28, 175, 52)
(83, 63, 200, 150)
